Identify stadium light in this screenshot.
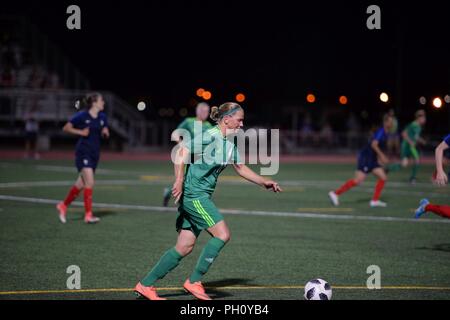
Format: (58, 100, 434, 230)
(432, 97, 443, 109)
(137, 101, 146, 111)
(444, 95, 450, 104)
(419, 96, 427, 105)
(339, 95, 348, 105)
(236, 93, 246, 103)
(196, 88, 205, 97)
(202, 91, 212, 100)
(306, 93, 316, 103)
(379, 92, 389, 103)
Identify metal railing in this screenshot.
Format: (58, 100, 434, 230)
(0, 88, 146, 146)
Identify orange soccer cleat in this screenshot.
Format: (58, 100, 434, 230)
(134, 282, 166, 300)
(183, 279, 212, 300)
(56, 202, 67, 224)
(84, 212, 100, 224)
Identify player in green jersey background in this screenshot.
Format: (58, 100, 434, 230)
(135, 102, 282, 300)
(401, 109, 426, 184)
(162, 102, 213, 206)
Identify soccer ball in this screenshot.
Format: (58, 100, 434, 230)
(304, 279, 332, 300)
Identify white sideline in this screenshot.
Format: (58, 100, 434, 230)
(0, 194, 449, 224)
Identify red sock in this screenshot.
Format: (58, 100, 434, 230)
(335, 179, 357, 195)
(84, 188, 93, 215)
(372, 179, 386, 201)
(425, 204, 450, 219)
(63, 186, 82, 206)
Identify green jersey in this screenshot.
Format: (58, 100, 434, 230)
(403, 121, 422, 143)
(183, 126, 241, 199)
(177, 117, 213, 140)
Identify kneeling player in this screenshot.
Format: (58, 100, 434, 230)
(415, 134, 450, 219)
(329, 114, 393, 207)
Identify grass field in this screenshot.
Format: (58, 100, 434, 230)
(0, 159, 449, 300)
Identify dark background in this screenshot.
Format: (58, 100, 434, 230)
(2, 0, 450, 131)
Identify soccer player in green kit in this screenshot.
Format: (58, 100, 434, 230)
(163, 102, 213, 206)
(135, 102, 282, 300)
(401, 109, 426, 183)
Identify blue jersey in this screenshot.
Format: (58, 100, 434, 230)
(444, 134, 450, 146)
(444, 134, 450, 159)
(70, 111, 108, 157)
(356, 127, 387, 173)
(360, 127, 387, 158)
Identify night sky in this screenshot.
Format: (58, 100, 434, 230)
(3, 0, 450, 129)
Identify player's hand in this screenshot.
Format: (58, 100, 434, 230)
(379, 155, 389, 166)
(172, 180, 183, 204)
(102, 127, 110, 139)
(263, 180, 282, 193)
(80, 128, 90, 137)
(434, 170, 448, 186)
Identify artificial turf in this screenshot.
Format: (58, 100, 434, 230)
(0, 159, 449, 300)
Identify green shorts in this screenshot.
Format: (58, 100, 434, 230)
(176, 196, 224, 237)
(401, 142, 419, 160)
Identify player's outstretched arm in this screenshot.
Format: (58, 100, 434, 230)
(62, 122, 89, 137)
(233, 164, 282, 192)
(434, 141, 449, 186)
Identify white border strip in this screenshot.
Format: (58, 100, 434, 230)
(0, 194, 449, 224)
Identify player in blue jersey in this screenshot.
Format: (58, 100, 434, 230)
(56, 92, 110, 224)
(328, 114, 394, 207)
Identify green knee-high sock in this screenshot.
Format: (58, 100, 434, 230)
(141, 247, 183, 286)
(189, 237, 226, 283)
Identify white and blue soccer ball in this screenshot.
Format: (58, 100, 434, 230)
(304, 279, 332, 300)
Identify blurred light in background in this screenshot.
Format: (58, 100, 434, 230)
(432, 97, 443, 109)
(202, 91, 212, 100)
(137, 101, 146, 111)
(306, 93, 316, 103)
(196, 88, 205, 97)
(339, 95, 348, 105)
(236, 93, 246, 103)
(379, 92, 389, 103)
(419, 96, 427, 105)
(167, 108, 174, 116)
(444, 95, 450, 104)
(179, 108, 188, 117)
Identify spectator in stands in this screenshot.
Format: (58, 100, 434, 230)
(0, 65, 16, 87)
(44, 72, 62, 90)
(24, 104, 40, 160)
(28, 65, 46, 89)
(299, 113, 314, 146)
(346, 112, 361, 149)
(319, 122, 334, 147)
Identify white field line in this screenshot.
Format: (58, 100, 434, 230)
(0, 194, 449, 225)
